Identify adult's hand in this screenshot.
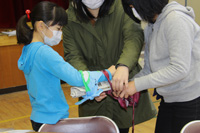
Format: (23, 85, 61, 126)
(120, 81, 137, 98)
(112, 66, 129, 96)
(108, 65, 116, 76)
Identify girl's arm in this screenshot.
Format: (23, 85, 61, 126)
(39, 45, 112, 86)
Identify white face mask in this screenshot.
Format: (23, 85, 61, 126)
(132, 8, 142, 21)
(82, 0, 105, 9)
(42, 25, 62, 46)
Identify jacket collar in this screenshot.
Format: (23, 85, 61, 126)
(66, 0, 117, 41)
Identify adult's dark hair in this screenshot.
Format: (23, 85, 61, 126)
(16, 1, 68, 45)
(121, 0, 141, 24)
(122, 0, 169, 23)
(72, 0, 114, 22)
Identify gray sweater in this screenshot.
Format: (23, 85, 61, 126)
(134, 1, 200, 103)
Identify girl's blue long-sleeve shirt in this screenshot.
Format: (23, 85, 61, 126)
(18, 42, 112, 124)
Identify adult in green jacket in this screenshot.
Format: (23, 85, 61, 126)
(63, 0, 157, 132)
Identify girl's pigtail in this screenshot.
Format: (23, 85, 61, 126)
(16, 13, 33, 45)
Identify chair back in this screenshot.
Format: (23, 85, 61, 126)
(181, 120, 200, 133)
(38, 116, 119, 133)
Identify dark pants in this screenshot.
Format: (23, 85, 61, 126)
(119, 128, 129, 133)
(155, 96, 200, 133)
(31, 120, 43, 131)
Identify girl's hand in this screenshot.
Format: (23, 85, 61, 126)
(95, 92, 107, 102)
(108, 65, 116, 76)
(112, 66, 129, 96)
(120, 81, 137, 98)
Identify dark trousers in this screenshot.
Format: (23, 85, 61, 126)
(31, 120, 43, 131)
(119, 128, 129, 133)
(155, 96, 200, 133)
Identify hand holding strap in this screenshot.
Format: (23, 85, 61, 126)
(102, 70, 140, 133)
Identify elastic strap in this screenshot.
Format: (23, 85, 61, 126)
(102, 70, 113, 90)
(79, 70, 91, 92)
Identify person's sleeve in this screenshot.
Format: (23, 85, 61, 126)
(62, 24, 88, 70)
(134, 16, 194, 92)
(131, 38, 152, 80)
(117, 13, 144, 70)
(39, 46, 111, 86)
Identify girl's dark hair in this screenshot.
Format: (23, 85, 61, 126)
(16, 1, 68, 45)
(122, 0, 169, 23)
(121, 0, 141, 24)
(72, 0, 114, 22)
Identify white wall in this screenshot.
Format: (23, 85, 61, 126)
(169, 0, 200, 25)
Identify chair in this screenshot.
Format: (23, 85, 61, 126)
(38, 116, 119, 133)
(180, 120, 200, 133)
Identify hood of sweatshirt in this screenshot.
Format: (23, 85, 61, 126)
(156, 1, 195, 24)
(18, 42, 44, 74)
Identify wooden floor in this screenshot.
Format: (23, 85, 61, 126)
(0, 84, 160, 133)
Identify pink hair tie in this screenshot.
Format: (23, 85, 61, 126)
(25, 9, 31, 21)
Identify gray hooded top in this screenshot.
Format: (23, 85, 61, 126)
(134, 1, 200, 103)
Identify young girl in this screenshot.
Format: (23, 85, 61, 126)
(121, 0, 200, 132)
(16, 1, 115, 131)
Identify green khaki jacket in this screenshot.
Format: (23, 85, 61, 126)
(63, 0, 157, 128)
